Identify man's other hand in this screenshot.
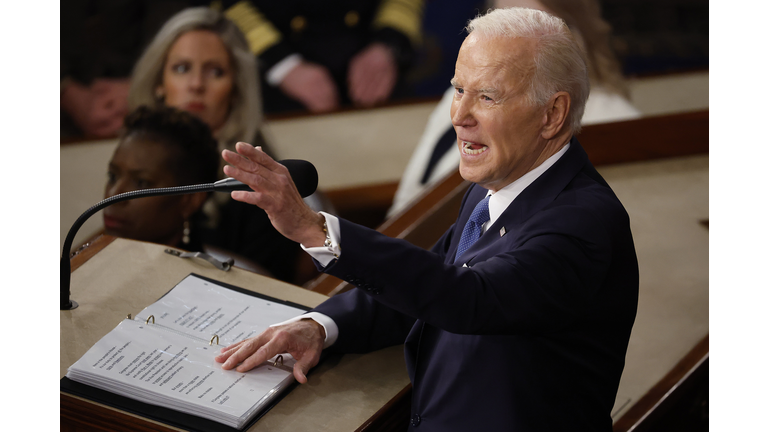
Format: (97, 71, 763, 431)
(215, 319, 326, 383)
(279, 61, 340, 113)
(61, 78, 130, 137)
(348, 43, 397, 108)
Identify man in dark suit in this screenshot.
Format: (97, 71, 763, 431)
(215, 7, 638, 431)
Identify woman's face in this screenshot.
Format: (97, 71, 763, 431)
(158, 30, 234, 132)
(103, 136, 193, 246)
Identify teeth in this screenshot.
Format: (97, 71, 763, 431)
(462, 141, 488, 155)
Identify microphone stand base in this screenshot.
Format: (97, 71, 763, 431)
(61, 300, 79, 311)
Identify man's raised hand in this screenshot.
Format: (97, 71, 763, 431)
(221, 142, 326, 247)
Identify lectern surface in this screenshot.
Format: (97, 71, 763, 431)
(61, 237, 410, 432)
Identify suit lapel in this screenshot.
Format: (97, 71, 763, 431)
(448, 137, 591, 266)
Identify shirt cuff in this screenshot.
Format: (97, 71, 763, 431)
(266, 53, 303, 86)
(269, 312, 339, 349)
(301, 211, 341, 267)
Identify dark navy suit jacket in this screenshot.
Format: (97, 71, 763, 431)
(313, 138, 638, 431)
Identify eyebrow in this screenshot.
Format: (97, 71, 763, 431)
(477, 87, 500, 94)
(450, 79, 500, 95)
(203, 59, 229, 67)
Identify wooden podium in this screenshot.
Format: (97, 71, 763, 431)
(60, 236, 411, 432)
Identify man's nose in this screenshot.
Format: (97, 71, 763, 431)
(451, 97, 476, 128)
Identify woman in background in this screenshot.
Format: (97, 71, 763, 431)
(388, 0, 641, 217)
(103, 106, 218, 252)
(128, 6, 267, 154)
(124, 8, 317, 283)
(104, 105, 274, 275)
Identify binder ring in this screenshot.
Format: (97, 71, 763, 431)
(273, 355, 283, 367)
(210, 335, 219, 346)
(126, 314, 132, 320)
(146, 315, 155, 324)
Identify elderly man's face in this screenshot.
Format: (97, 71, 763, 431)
(451, 33, 548, 192)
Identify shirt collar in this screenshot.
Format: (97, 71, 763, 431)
(485, 142, 570, 230)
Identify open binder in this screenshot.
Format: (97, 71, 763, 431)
(61, 273, 311, 431)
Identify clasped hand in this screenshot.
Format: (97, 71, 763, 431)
(61, 78, 130, 137)
(214, 319, 326, 383)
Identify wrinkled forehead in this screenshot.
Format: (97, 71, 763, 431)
(453, 34, 537, 90)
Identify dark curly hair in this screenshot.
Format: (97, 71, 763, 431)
(121, 105, 220, 186)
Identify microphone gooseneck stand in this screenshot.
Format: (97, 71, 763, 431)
(61, 182, 239, 310)
(61, 159, 319, 310)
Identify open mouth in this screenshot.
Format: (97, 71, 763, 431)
(462, 141, 488, 155)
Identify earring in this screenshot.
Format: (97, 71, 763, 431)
(155, 88, 165, 101)
(182, 220, 191, 245)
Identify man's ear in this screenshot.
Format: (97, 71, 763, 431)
(541, 91, 571, 140)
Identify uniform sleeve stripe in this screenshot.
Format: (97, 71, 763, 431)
(373, 0, 424, 45)
(224, 1, 282, 55)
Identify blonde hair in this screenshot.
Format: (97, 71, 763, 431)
(128, 7, 262, 153)
(467, 7, 590, 133)
(536, 0, 629, 98)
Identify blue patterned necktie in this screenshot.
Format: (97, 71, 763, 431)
(454, 195, 491, 264)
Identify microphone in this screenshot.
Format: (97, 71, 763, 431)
(61, 159, 318, 310)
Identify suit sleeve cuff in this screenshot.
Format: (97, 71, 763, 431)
(269, 311, 339, 349)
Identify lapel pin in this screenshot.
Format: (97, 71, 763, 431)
(499, 227, 507, 237)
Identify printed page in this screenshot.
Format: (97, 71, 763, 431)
(67, 319, 296, 428)
(134, 274, 307, 346)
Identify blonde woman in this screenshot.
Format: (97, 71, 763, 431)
(125, 7, 318, 283)
(128, 6, 269, 155)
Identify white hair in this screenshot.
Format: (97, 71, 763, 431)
(467, 7, 590, 133)
(128, 7, 262, 151)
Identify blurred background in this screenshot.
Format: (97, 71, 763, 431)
(60, 1, 709, 431)
(61, 0, 709, 135)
